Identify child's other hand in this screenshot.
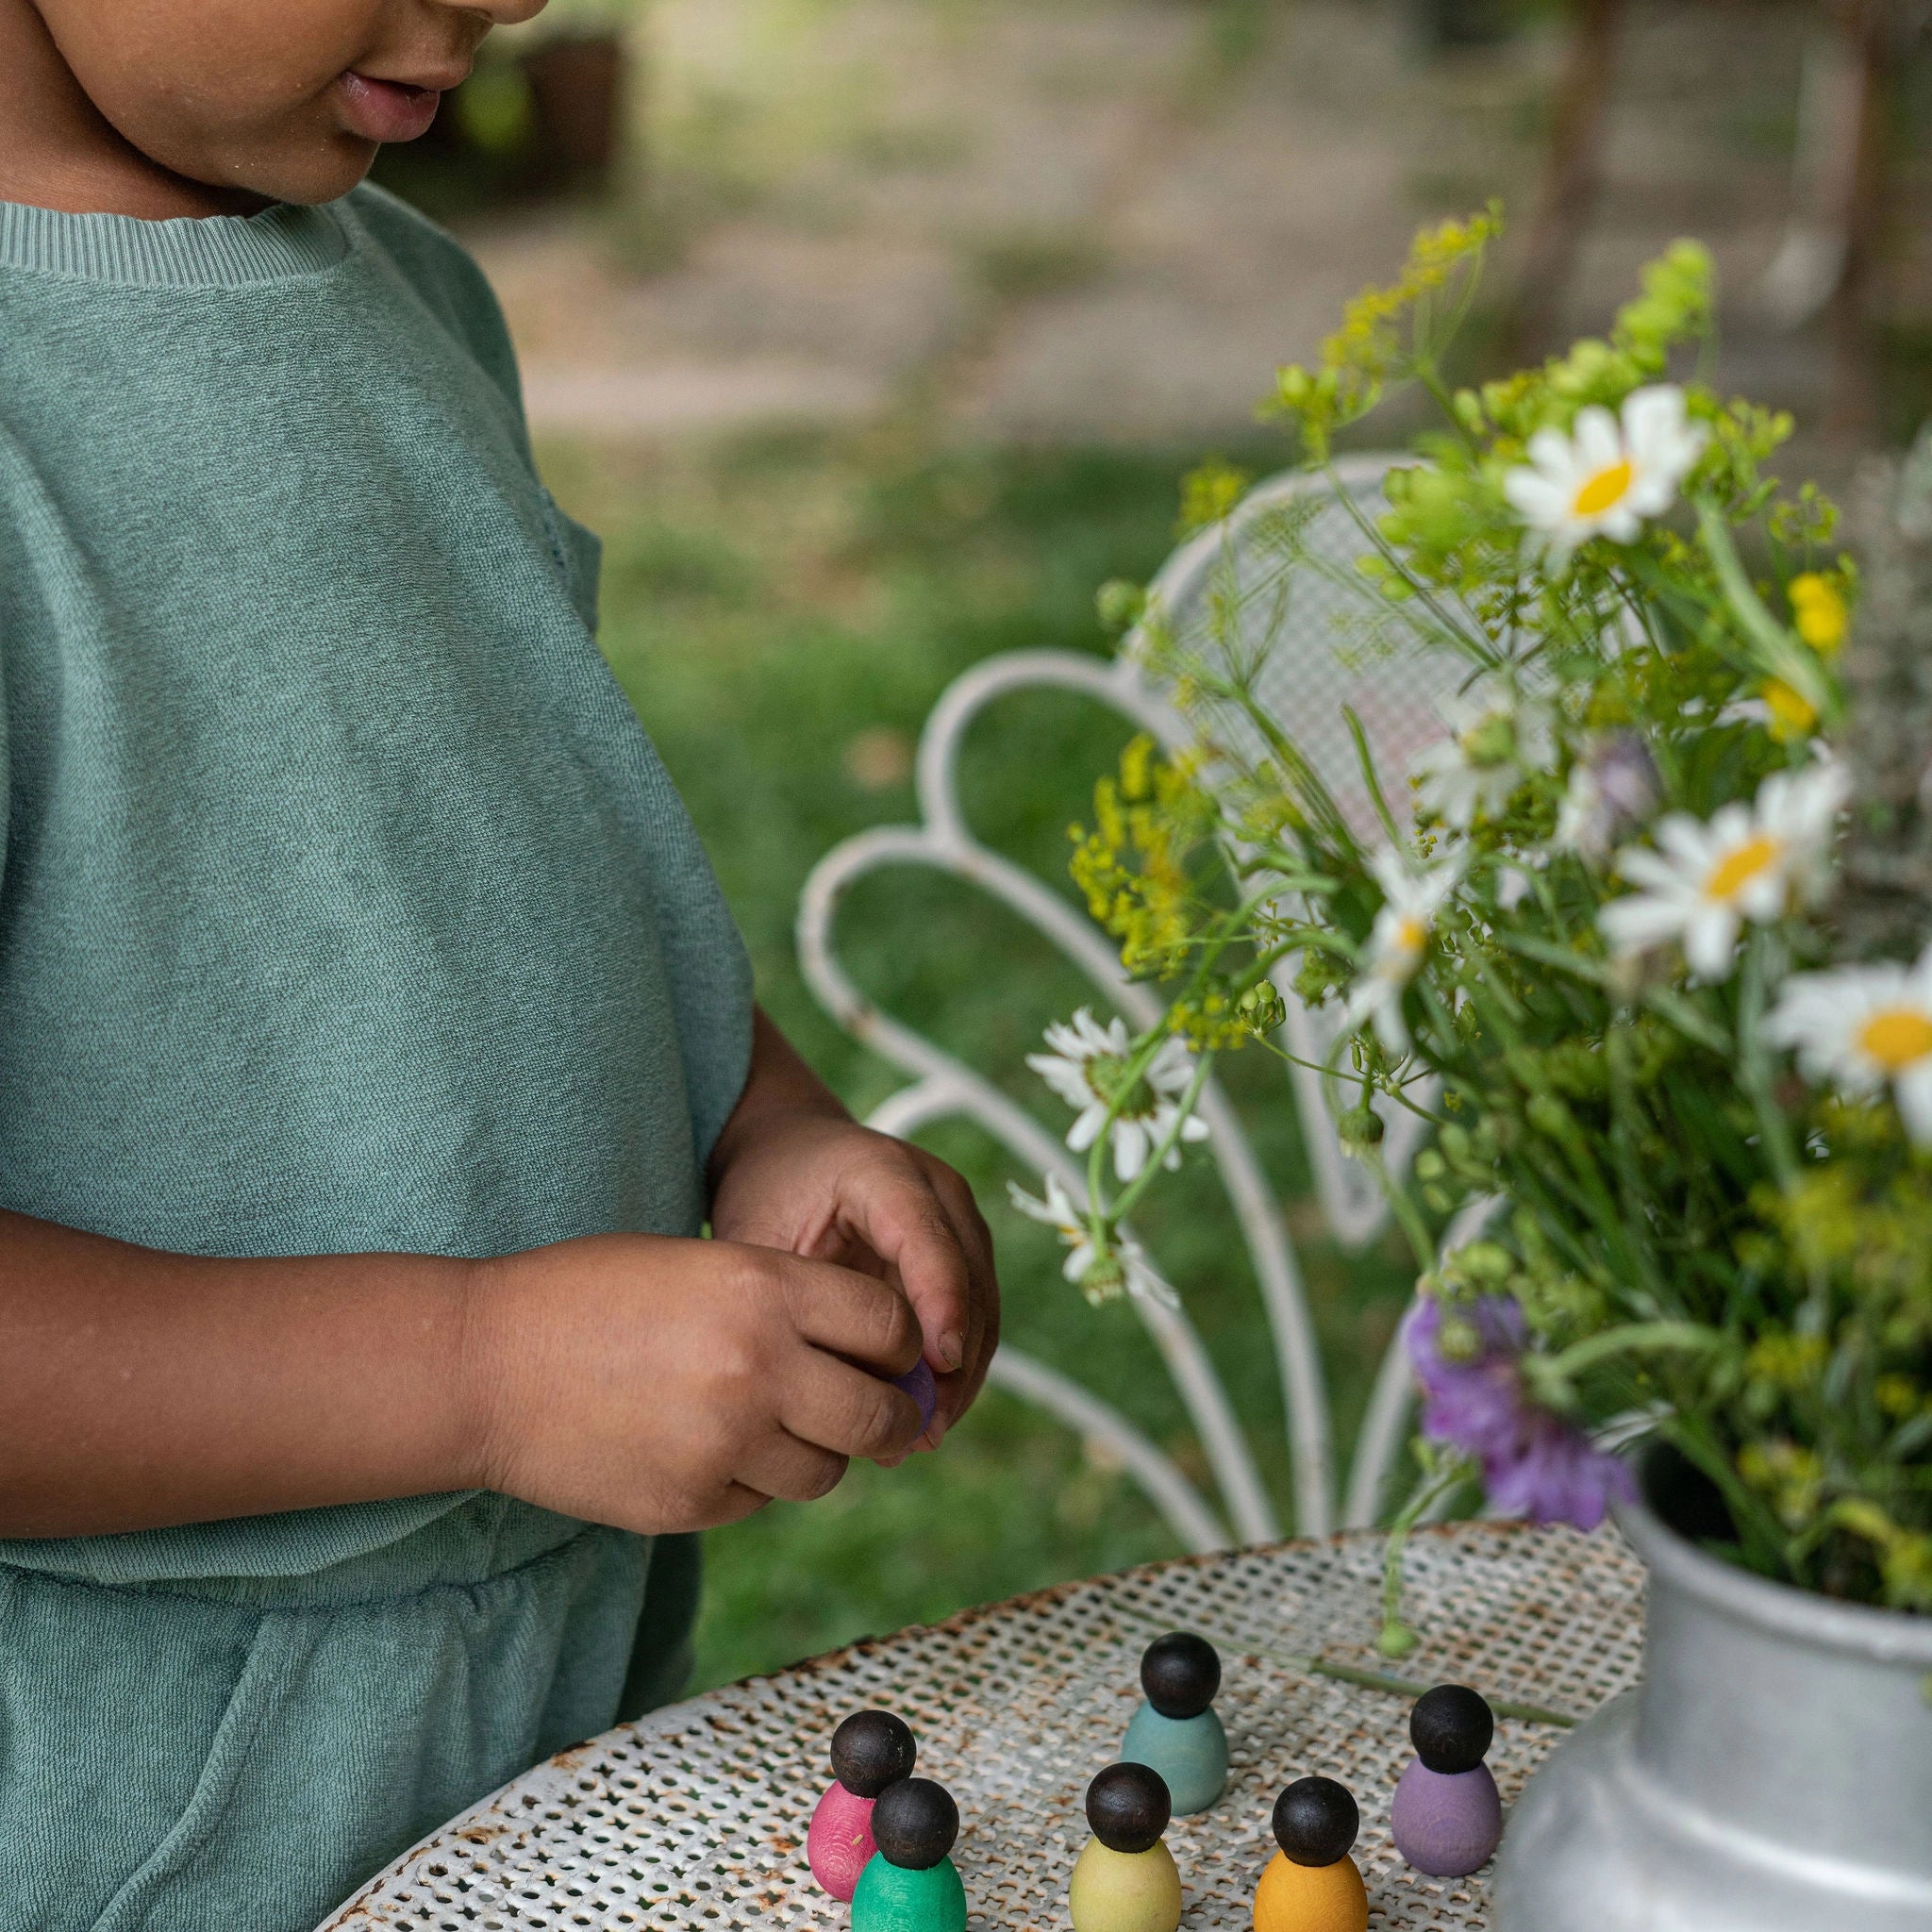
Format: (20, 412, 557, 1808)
(709, 1112, 998, 1452)
(469, 1232, 932, 1534)
(707, 1011, 1000, 1453)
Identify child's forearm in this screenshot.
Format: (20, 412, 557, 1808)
(0, 1007, 997, 1542)
(0, 1208, 483, 1538)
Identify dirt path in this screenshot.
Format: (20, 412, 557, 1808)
(468, 0, 1919, 453)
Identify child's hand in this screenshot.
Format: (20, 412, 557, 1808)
(707, 1011, 1000, 1451)
(469, 1231, 933, 1534)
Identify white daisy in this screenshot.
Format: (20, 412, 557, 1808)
(1767, 949, 1932, 1144)
(1345, 849, 1467, 1052)
(1409, 684, 1557, 830)
(1505, 385, 1708, 568)
(1007, 1174, 1176, 1307)
(1026, 1008, 1210, 1182)
(1599, 763, 1848, 982)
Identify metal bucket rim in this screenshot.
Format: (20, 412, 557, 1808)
(1613, 1490, 1932, 1667)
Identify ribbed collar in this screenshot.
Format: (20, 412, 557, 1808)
(0, 198, 349, 288)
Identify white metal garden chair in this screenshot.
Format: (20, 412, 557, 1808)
(797, 456, 1474, 1553)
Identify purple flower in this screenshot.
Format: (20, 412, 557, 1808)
(1556, 731, 1661, 864)
(1405, 1295, 1636, 1532)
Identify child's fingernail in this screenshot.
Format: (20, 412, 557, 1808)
(939, 1330, 964, 1371)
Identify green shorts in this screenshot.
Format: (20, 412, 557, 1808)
(0, 1500, 698, 1932)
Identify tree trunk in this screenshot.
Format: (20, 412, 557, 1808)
(1502, 0, 1628, 361)
(1821, 0, 1896, 449)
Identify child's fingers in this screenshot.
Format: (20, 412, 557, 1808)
(919, 1161, 999, 1423)
(735, 1432, 850, 1506)
(835, 1166, 977, 1377)
(680, 1482, 774, 1531)
(779, 1349, 925, 1462)
(769, 1248, 923, 1375)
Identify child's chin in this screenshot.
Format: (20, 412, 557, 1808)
(217, 137, 378, 211)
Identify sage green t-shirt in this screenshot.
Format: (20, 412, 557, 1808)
(0, 186, 754, 1584)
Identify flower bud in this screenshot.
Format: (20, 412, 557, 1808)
(1096, 579, 1147, 634)
(1078, 1251, 1128, 1307)
(1236, 982, 1287, 1035)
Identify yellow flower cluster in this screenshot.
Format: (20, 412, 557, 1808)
(1829, 1500, 1932, 1612)
(1455, 242, 1714, 450)
(1743, 1331, 1827, 1397)
(1167, 984, 1279, 1054)
(1271, 205, 1502, 457)
(1176, 458, 1253, 536)
(1759, 678, 1818, 742)
(1739, 1439, 1824, 1531)
(1069, 736, 1207, 979)
(1789, 572, 1850, 655)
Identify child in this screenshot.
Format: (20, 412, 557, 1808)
(0, 4, 1000, 1927)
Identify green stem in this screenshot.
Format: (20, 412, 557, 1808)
(1108, 1049, 1216, 1225)
(1696, 506, 1838, 725)
(1109, 1604, 1576, 1728)
(1321, 459, 1501, 668)
(1343, 705, 1406, 850)
(1660, 1414, 1792, 1580)
(1543, 1321, 1724, 1382)
(1737, 929, 1800, 1192)
(1375, 1462, 1466, 1657)
(1076, 883, 1268, 1247)
(1360, 1143, 1438, 1274)
(1307, 1656, 1576, 1730)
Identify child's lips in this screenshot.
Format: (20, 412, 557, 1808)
(335, 71, 444, 145)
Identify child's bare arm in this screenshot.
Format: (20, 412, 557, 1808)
(0, 1007, 989, 1541)
(0, 1211, 927, 1541)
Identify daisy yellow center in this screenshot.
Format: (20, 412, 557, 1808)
(1856, 1008, 1932, 1073)
(1573, 458, 1635, 518)
(1705, 834, 1783, 904)
(1084, 1053, 1157, 1119)
(1394, 914, 1427, 954)
(1458, 713, 1517, 768)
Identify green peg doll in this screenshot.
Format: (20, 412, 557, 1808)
(851, 1777, 968, 1932)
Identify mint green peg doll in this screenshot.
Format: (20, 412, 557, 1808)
(1120, 1632, 1228, 1815)
(851, 1777, 968, 1932)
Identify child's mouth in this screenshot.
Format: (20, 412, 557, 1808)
(335, 72, 445, 146)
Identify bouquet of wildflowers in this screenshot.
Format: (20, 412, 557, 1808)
(1016, 211, 1932, 1616)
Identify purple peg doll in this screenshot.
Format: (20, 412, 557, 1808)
(1391, 1685, 1504, 1878)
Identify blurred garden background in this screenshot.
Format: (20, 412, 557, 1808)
(380, 0, 1932, 1690)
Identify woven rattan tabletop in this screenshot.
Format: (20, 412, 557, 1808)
(320, 1522, 1645, 1932)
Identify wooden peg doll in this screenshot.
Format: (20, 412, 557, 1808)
(1120, 1631, 1228, 1814)
(1391, 1685, 1503, 1877)
(1069, 1762, 1183, 1932)
(1252, 1776, 1368, 1932)
(808, 1709, 916, 1900)
(851, 1777, 968, 1932)
(892, 1357, 939, 1434)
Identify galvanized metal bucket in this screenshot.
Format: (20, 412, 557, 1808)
(1496, 1460, 1932, 1930)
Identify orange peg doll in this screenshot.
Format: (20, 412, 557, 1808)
(1252, 1777, 1368, 1932)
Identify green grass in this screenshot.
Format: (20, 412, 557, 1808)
(536, 424, 1418, 1692)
